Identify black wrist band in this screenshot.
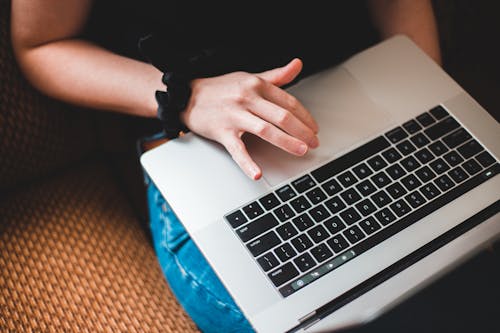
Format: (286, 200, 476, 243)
(156, 72, 192, 139)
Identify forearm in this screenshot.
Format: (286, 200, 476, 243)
(368, 0, 441, 65)
(15, 39, 163, 117)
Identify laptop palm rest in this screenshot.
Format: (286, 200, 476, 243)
(245, 67, 392, 187)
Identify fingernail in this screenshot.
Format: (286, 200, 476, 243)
(298, 143, 308, 155)
(310, 136, 320, 148)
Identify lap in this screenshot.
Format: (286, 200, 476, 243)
(147, 183, 254, 333)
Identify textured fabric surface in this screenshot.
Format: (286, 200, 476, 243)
(0, 0, 97, 193)
(0, 162, 199, 332)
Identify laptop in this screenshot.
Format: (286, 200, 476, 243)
(140, 35, 500, 332)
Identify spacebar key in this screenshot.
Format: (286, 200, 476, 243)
(311, 136, 390, 183)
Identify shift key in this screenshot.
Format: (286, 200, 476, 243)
(236, 213, 279, 242)
(268, 262, 299, 287)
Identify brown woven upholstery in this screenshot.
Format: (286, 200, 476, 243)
(0, 162, 198, 332)
(0, 0, 97, 193)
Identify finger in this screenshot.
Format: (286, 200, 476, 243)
(256, 58, 303, 87)
(239, 112, 309, 157)
(260, 82, 319, 134)
(221, 134, 262, 180)
(248, 98, 319, 148)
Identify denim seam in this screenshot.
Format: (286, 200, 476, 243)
(158, 214, 245, 318)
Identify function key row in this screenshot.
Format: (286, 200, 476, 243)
(385, 106, 450, 144)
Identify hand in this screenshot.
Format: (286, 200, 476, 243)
(180, 58, 319, 180)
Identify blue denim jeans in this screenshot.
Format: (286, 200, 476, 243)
(147, 182, 255, 333)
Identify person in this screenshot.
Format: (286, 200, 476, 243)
(11, 1, 441, 332)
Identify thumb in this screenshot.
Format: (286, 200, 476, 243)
(256, 58, 303, 87)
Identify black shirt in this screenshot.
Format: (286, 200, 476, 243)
(83, 1, 379, 78)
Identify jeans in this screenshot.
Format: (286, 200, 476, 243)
(147, 182, 255, 333)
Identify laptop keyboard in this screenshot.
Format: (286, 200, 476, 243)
(224, 106, 499, 297)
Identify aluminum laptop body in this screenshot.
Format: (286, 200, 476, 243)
(141, 35, 500, 332)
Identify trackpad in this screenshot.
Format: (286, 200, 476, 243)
(245, 67, 393, 187)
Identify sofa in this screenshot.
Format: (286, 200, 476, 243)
(1, 0, 498, 332)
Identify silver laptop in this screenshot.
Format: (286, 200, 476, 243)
(140, 35, 500, 333)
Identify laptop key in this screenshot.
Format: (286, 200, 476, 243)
(306, 187, 328, 205)
(435, 174, 455, 192)
(259, 193, 281, 210)
(309, 204, 331, 222)
(416, 112, 436, 127)
(430, 158, 450, 174)
(343, 225, 366, 244)
(322, 178, 343, 196)
(396, 140, 417, 156)
(387, 164, 406, 180)
(226, 210, 248, 228)
(292, 213, 315, 231)
(292, 174, 316, 193)
(401, 174, 422, 191)
(443, 128, 471, 149)
(385, 126, 408, 143)
(424, 117, 460, 140)
(276, 185, 297, 202)
(443, 151, 464, 167)
(415, 148, 435, 164)
(382, 148, 403, 163)
(355, 199, 377, 216)
(419, 183, 440, 201)
(367, 155, 387, 171)
(448, 166, 469, 183)
(400, 156, 421, 172)
(356, 179, 377, 196)
(340, 207, 362, 225)
(291, 234, 314, 253)
(242, 201, 264, 219)
(294, 253, 316, 272)
(405, 191, 426, 208)
(371, 171, 392, 188)
(429, 141, 449, 156)
(327, 234, 350, 253)
(257, 252, 280, 272)
(340, 188, 362, 205)
(410, 133, 430, 148)
(237, 213, 279, 242)
(324, 217, 346, 235)
(403, 119, 422, 134)
(458, 140, 483, 159)
(415, 166, 436, 183)
(311, 244, 334, 262)
(386, 182, 407, 199)
(324, 196, 346, 214)
(307, 225, 330, 243)
(274, 204, 296, 222)
(429, 105, 449, 120)
(476, 151, 496, 167)
(462, 159, 482, 176)
(268, 262, 299, 287)
(338, 170, 358, 188)
(290, 196, 312, 213)
(276, 222, 299, 241)
(390, 199, 411, 217)
(370, 190, 392, 208)
(274, 243, 297, 262)
(246, 231, 281, 257)
(359, 216, 381, 235)
(374, 208, 397, 226)
(352, 162, 373, 179)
